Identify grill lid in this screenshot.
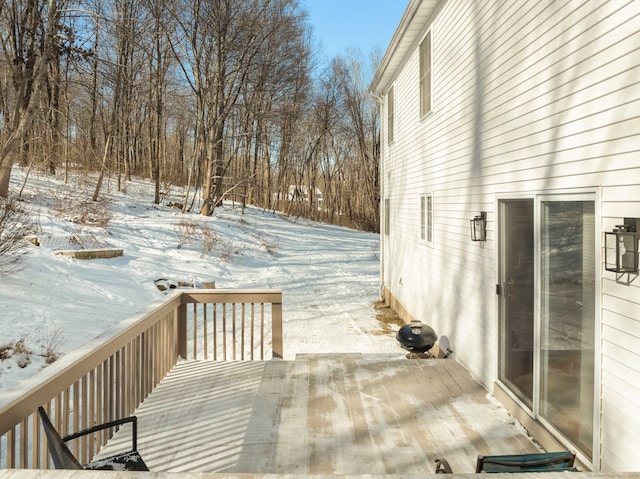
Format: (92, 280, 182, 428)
(396, 321, 438, 352)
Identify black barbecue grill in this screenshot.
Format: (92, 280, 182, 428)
(396, 321, 438, 353)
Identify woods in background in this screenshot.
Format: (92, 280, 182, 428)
(0, 0, 380, 232)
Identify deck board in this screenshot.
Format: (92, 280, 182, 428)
(99, 358, 540, 474)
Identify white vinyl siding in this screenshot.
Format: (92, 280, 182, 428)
(377, 0, 640, 471)
(600, 186, 640, 472)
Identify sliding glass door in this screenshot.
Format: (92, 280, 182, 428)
(540, 200, 595, 456)
(499, 196, 595, 458)
(499, 199, 534, 406)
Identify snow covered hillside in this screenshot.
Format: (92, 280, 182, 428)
(0, 168, 403, 391)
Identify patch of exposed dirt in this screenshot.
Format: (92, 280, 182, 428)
(372, 300, 405, 336)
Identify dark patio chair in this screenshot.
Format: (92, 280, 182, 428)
(435, 451, 577, 474)
(38, 406, 149, 471)
(435, 457, 454, 473)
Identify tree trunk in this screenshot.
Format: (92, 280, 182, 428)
(92, 137, 111, 202)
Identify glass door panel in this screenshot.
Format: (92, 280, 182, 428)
(499, 199, 534, 406)
(540, 200, 595, 456)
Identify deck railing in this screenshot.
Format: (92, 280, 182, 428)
(0, 288, 283, 469)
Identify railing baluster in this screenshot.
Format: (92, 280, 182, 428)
(163, 313, 170, 378)
(81, 375, 89, 464)
(141, 331, 148, 399)
(99, 359, 107, 448)
(163, 313, 168, 370)
(203, 304, 208, 360)
(213, 304, 218, 360)
(20, 419, 27, 467)
(241, 303, 246, 360)
(7, 426, 15, 467)
(42, 404, 50, 469)
(222, 304, 227, 361)
(108, 355, 115, 427)
(125, 342, 131, 419)
(158, 317, 164, 381)
(192, 303, 197, 360)
(152, 324, 157, 389)
(260, 304, 265, 360)
(72, 381, 79, 460)
(132, 337, 139, 409)
(232, 303, 237, 360)
(167, 312, 174, 372)
(31, 410, 39, 468)
(116, 349, 123, 425)
(89, 364, 102, 457)
(250, 303, 255, 360)
(62, 388, 69, 442)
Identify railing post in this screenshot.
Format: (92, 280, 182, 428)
(272, 296, 283, 359)
(177, 301, 187, 360)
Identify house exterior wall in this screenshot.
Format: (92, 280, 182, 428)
(375, 0, 640, 472)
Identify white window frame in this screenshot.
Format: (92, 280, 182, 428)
(419, 30, 432, 118)
(384, 198, 390, 236)
(387, 85, 395, 144)
(420, 193, 433, 245)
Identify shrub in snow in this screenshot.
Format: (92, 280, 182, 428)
(0, 197, 36, 274)
(174, 219, 198, 249)
(0, 338, 32, 368)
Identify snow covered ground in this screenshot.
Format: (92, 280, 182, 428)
(0, 168, 404, 391)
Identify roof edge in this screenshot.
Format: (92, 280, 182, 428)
(368, 0, 440, 95)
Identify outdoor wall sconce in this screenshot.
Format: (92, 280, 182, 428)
(605, 222, 639, 274)
(470, 212, 487, 242)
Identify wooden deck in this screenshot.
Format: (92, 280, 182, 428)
(98, 357, 540, 475)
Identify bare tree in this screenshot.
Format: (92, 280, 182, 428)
(140, 0, 173, 204)
(170, 0, 310, 216)
(0, 0, 55, 196)
(330, 51, 380, 231)
(0, 0, 95, 196)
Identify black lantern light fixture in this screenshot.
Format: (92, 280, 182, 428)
(605, 221, 639, 274)
(470, 212, 487, 242)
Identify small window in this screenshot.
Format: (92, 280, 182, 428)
(420, 194, 433, 243)
(387, 86, 395, 144)
(384, 198, 390, 236)
(419, 31, 432, 117)
(420, 196, 426, 240)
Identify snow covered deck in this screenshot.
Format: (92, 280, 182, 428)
(97, 356, 541, 475)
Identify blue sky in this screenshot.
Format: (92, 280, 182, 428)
(303, 0, 408, 61)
